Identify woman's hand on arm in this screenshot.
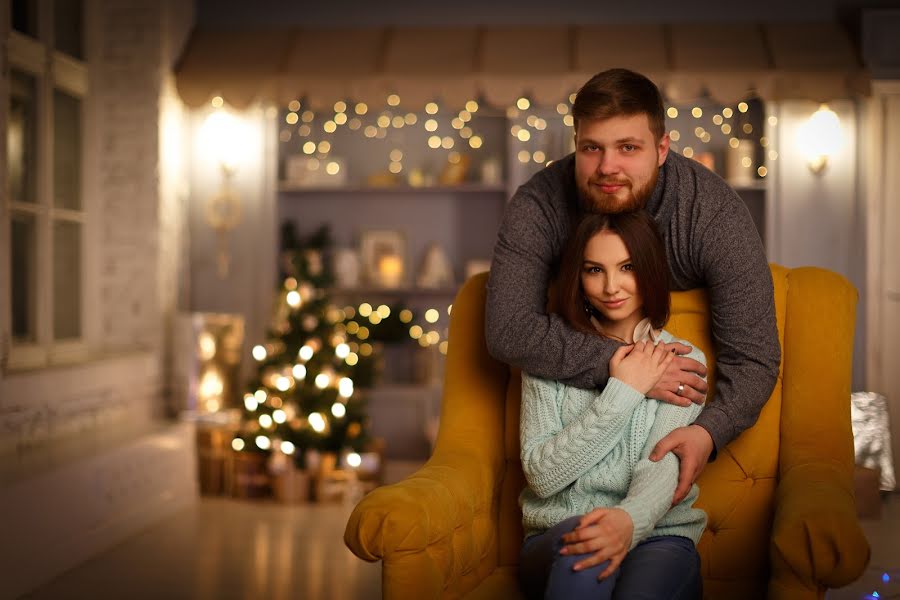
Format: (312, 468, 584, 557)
(560, 507, 634, 579)
(609, 340, 676, 395)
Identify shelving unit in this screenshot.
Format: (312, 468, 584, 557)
(327, 286, 460, 298)
(279, 183, 508, 194)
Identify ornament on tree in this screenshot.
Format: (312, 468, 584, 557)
(302, 314, 319, 331)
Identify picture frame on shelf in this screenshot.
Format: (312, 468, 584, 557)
(360, 229, 406, 288)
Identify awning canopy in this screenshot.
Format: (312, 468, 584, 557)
(174, 23, 869, 110)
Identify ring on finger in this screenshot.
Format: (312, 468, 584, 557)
(677, 383, 685, 395)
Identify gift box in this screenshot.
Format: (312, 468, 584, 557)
(271, 467, 311, 503)
(196, 420, 239, 496)
(231, 451, 270, 499)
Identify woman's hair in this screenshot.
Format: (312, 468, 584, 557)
(555, 211, 670, 336)
(571, 68, 666, 141)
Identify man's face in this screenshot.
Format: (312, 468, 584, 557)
(574, 113, 669, 213)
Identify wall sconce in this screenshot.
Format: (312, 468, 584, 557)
(199, 108, 250, 278)
(797, 104, 843, 175)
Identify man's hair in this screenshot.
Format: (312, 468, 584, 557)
(572, 68, 666, 141)
(555, 210, 670, 336)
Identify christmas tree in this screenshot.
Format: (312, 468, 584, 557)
(231, 225, 371, 471)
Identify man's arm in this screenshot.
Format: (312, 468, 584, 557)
(485, 184, 616, 389)
(693, 197, 781, 452)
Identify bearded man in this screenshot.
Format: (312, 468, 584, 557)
(485, 68, 780, 506)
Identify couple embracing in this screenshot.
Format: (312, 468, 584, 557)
(485, 69, 780, 599)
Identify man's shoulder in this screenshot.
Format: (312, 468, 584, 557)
(512, 153, 575, 209)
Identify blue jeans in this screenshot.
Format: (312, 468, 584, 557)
(518, 516, 702, 600)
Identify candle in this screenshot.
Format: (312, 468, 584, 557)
(377, 254, 403, 288)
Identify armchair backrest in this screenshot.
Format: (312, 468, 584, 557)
(444, 264, 857, 598)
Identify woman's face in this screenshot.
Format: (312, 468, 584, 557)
(580, 230, 644, 327)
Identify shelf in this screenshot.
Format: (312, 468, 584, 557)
(728, 179, 767, 191)
(327, 286, 459, 298)
(278, 183, 508, 194)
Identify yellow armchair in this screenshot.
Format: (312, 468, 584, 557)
(345, 265, 869, 599)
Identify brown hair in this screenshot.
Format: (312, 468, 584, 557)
(572, 68, 666, 141)
(555, 211, 670, 336)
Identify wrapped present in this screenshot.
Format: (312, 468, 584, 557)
(196, 418, 240, 496)
(269, 451, 311, 503)
(851, 391, 896, 491)
(232, 451, 270, 499)
(310, 451, 367, 503)
(271, 467, 311, 503)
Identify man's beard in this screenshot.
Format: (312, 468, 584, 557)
(578, 167, 659, 214)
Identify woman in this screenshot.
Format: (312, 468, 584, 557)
(518, 210, 707, 599)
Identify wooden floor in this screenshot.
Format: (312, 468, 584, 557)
(25, 497, 381, 600)
(23, 487, 900, 600)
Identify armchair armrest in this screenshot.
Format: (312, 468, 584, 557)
(344, 273, 512, 597)
(770, 462, 870, 594)
(769, 267, 870, 598)
(344, 451, 498, 561)
(344, 449, 503, 598)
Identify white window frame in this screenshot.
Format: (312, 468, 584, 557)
(2, 0, 93, 372)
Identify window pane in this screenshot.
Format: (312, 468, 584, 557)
(12, 213, 38, 343)
(8, 70, 39, 205)
(54, 89, 82, 210)
(54, 0, 84, 59)
(53, 221, 82, 340)
(11, 0, 39, 37)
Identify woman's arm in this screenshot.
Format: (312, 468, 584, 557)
(617, 343, 707, 548)
(520, 372, 645, 499)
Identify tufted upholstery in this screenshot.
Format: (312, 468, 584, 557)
(345, 265, 869, 599)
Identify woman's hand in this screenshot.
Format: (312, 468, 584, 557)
(559, 507, 634, 580)
(609, 340, 675, 395)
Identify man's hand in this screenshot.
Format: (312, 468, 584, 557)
(650, 425, 714, 505)
(647, 342, 708, 407)
(559, 507, 633, 580)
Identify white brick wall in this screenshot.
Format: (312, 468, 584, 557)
(96, 0, 164, 353)
(0, 0, 193, 460)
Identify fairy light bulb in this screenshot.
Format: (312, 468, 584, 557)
(292, 364, 307, 380)
(315, 373, 330, 389)
(308, 413, 326, 432)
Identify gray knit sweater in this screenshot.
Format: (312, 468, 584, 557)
(486, 151, 780, 452)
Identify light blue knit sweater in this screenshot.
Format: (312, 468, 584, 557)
(519, 330, 708, 549)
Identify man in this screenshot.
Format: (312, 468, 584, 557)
(486, 68, 780, 505)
